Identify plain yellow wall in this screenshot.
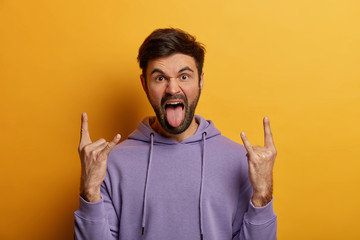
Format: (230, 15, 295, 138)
(1, 0, 359, 239)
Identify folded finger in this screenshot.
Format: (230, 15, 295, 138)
(102, 134, 121, 155)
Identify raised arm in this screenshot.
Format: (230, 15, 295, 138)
(234, 117, 277, 239)
(74, 112, 121, 240)
(78, 112, 120, 202)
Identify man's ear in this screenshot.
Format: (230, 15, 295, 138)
(140, 74, 147, 93)
(200, 72, 204, 91)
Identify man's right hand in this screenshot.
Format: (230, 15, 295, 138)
(78, 112, 121, 202)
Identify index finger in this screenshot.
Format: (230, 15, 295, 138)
(263, 116, 275, 148)
(240, 132, 255, 157)
(80, 112, 91, 146)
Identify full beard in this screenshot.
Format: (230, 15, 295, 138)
(150, 91, 200, 135)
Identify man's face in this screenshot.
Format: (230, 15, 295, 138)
(141, 53, 203, 135)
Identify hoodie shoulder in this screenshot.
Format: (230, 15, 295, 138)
(210, 134, 247, 154)
(106, 138, 150, 175)
(110, 138, 149, 154)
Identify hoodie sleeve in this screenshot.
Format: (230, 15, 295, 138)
(232, 160, 277, 239)
(74, 183, 119, 240)
(238, 198, 277, 239)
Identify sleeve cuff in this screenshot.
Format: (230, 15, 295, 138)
(75, 195, 107, 220)
(244, 197, 276, 225)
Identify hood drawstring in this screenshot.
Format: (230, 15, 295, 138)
(199, 132, 207, 240)
(141, 132, 207, 238)
(142, 133, 154, 235)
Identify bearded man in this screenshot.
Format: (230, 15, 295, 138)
(74, 28, 278, 240)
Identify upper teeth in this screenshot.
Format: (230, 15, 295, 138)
(168, 102, 181, 105)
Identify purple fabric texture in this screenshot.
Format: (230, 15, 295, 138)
(74, 115, 277, 239)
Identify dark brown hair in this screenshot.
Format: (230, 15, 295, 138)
(137, 28, 206, 81)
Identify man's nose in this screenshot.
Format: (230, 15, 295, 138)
(165, 78, 181, 95)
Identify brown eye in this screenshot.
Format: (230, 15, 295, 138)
(156, 76, 165, 81)
(181, 74, 189, 80)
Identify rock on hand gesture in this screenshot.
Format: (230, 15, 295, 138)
(240, 117, 277, 207)
(78, 112, 120, 202)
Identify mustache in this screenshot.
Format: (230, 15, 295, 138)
(161, 94, 188, 106)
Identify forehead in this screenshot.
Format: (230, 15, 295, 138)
(146, 53, 197, 76)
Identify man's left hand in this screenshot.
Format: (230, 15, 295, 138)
(240, 117, 277, 207)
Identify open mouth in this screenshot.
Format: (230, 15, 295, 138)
(165, 102, 184, 110)
(164, 101, 185, 128)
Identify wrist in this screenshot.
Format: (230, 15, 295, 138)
(251, 191, 272, 207)
(80, 186, 101, 203)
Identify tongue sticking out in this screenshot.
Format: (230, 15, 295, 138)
(165, 105, 184, 128)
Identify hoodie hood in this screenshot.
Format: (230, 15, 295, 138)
(128, 115, 221, 144)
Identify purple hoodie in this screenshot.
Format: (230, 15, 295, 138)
(74, 115, 277, 240)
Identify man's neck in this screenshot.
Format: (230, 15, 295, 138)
(150, 117, 199, 143)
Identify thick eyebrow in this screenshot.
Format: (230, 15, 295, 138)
(178, 66, 194, 73)
(150, 66, 194, 76)
(150, 68, 165, 75)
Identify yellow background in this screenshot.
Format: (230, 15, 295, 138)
(1, 0, 359, 239)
